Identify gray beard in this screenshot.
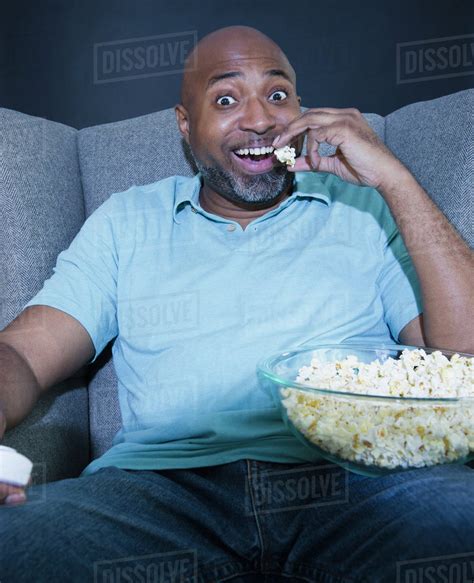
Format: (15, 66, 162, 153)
(192, 151, 294, 206)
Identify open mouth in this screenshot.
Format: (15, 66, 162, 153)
(232, 145, 276, 173)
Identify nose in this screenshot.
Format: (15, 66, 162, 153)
(238, 96, 277, 135)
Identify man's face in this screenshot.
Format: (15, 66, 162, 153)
(178, 46, 303, 206)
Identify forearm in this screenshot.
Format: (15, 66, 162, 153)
(378, 164, 474, 353)
(0, 342, 41, 434)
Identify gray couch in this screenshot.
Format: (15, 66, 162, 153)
(1, 89, 473, 484)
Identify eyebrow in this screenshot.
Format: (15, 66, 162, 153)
(206, 68, 293, 90)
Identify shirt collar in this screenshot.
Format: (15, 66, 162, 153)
(173, 173, 202, 223)
(173, 171, 332, 224)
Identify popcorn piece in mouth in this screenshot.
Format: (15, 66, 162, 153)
(274, 145, 296, 167)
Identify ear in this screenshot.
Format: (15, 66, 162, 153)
(175, 104, 190, 144)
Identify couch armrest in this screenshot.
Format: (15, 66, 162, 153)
(0, 108, 89, 482)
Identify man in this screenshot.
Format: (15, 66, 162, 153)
(0, 25, 473, 582)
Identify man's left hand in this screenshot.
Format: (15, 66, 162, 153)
(272, 107, 406, 190)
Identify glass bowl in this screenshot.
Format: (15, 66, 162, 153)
(257, 344, 474, 477)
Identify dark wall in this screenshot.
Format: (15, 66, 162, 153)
(1, 0, 473, 129)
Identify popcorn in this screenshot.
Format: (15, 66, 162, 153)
(281, 349, 474, 470)
(274, 145, 296, 166)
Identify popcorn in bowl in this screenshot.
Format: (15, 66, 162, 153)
(280, 348, 474, 472)
(274, 145, 296, 167)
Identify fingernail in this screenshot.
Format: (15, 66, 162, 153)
(5, 493, 26, 505)
(273, 135, 280, 146)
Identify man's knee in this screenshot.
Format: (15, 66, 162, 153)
(0, 500, 53, 576)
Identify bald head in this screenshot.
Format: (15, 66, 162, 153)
(180, 26, 296, 111)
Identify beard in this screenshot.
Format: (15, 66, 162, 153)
(191, 149, 294, 206)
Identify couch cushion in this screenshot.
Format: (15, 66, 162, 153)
(385, 88, 473, 248)
(0, 108, 90, 482)
(78, 108, 196, 216)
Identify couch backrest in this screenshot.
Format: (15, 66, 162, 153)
(385, 89, 473, 248)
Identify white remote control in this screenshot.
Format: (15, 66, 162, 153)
(0, 445, 33, 487)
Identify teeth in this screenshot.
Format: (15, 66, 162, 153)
(234, 146, 274, 156)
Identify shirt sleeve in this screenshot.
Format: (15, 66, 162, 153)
(23, 196, 119, 364)
(376, 206, 424, 343)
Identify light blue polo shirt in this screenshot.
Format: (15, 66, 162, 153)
(24, 171, 423, 475)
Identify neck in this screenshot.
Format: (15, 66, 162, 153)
(198, 178, 294, 230)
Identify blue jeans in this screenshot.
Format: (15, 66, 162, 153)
(1, 459, 473, 582)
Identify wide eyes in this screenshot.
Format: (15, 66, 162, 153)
(269, 90, 288, 101)
(215, 89, 289, 106)
(216, 95, 237, 106)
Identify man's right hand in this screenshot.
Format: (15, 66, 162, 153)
(0, 408, 29, 506)
(0, 478, 29, 506)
